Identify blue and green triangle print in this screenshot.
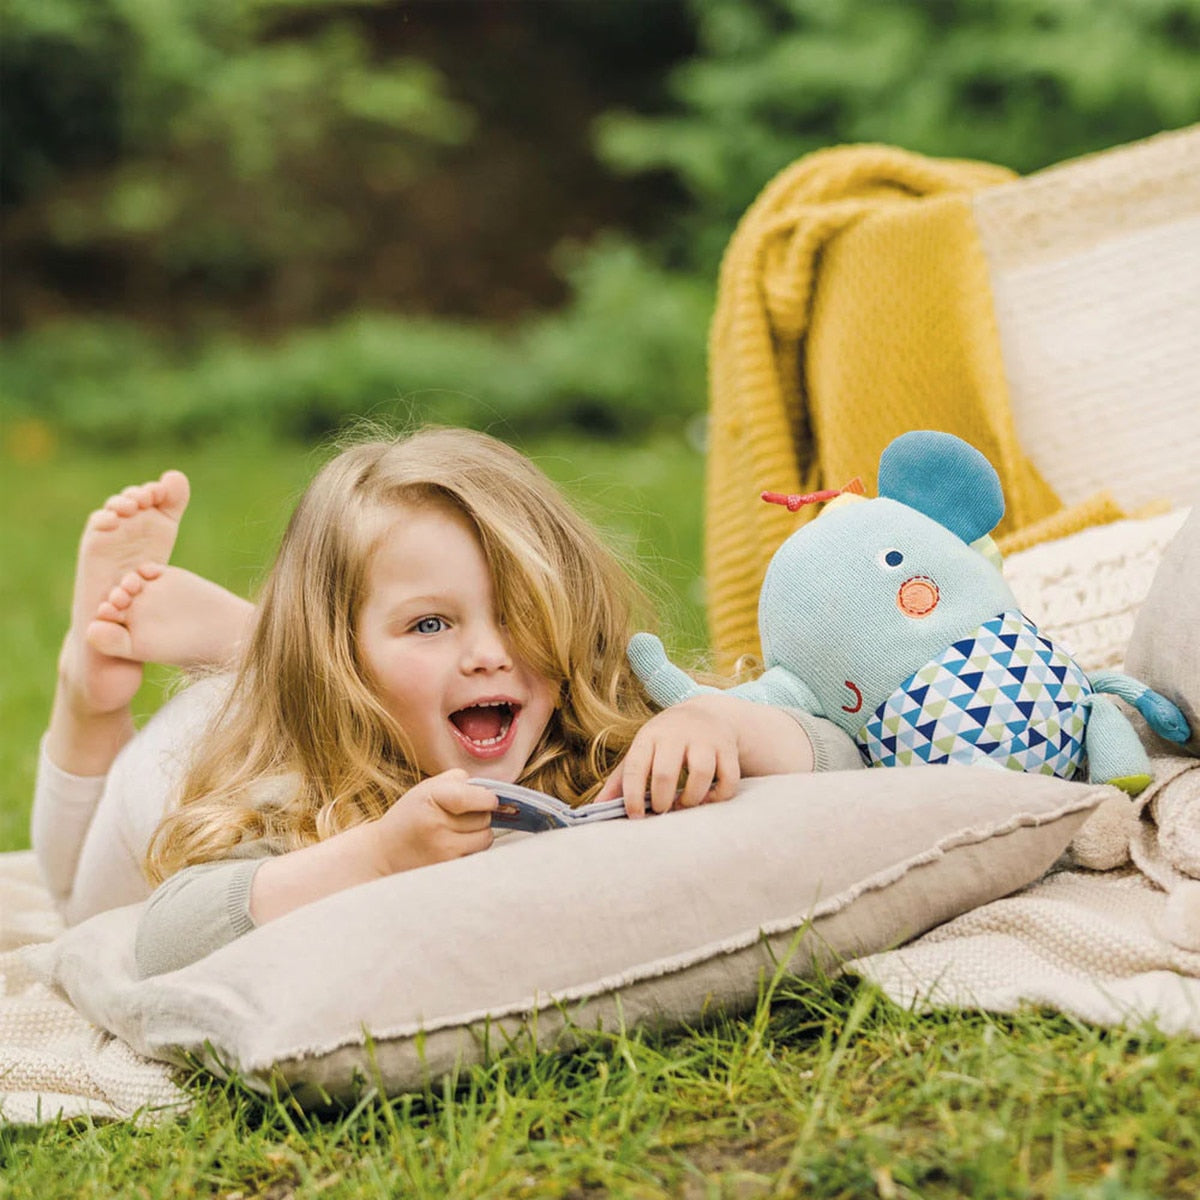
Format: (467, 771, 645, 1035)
(856, 611, 1092, 777)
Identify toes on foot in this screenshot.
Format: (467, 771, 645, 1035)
(105, 494, 138, 516)
(117, 570, 145, 596)
(158, 470, 190, 518)
(86, 618, 132, 659)
(87, 509, 120, 533)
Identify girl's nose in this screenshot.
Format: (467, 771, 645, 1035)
(462, 623, 513, 673)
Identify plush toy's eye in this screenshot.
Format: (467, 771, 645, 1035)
(877, 548, 905, 568)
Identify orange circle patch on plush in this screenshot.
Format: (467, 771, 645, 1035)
(897, 576, 939, 618)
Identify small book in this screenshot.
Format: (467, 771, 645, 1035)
(471, 777, 629, 834)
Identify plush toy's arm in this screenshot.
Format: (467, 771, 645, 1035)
(1089, 669, 1191, 744)
(627, 633, 823, 714)
(726, 667, 823, 712)
(627, 633, 716, 706)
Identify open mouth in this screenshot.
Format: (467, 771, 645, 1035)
(449, 700, 519, 757)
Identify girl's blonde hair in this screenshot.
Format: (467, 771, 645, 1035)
(145, 426, 657, 883)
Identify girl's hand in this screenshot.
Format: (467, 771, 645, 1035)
(374, 768, 498, 874)
(595, 695, 742, 818)
(249, 769, 498, 926)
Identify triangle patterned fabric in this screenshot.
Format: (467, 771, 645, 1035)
(856, 611, 1092, 777)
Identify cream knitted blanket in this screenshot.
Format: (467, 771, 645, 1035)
(0, 851, 187, 1124)
(847, 754, 1200, 1035)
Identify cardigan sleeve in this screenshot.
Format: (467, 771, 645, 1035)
(134, 844, 271, 978)
(29, 738, 109, 911)
(783, 709, 865, 772)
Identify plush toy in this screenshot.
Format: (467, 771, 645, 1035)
(630, 431, 1191, 792)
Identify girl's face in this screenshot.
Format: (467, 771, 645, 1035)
(356, 501, 557, 782)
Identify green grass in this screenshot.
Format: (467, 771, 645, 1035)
(2, 429, 1198, 1199)
(3, 980, 1196, 1198)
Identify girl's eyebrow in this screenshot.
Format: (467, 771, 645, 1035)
(378, 592, 453, 619)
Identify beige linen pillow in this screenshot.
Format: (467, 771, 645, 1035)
(43, 767, 1106, 1106)
(1125, 507, 1199, 755)
(1002, 508, 1190, 673)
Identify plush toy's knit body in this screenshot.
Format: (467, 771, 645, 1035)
(858, 609, 1092, 776)
(630, 431, 1190, 792)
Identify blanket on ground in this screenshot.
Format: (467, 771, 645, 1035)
(0, 851, 187, 1124)
(847, 753, 1200, 1034)
(3, 760, 1197, 1124)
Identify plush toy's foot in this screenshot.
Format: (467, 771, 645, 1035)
(1084, 696, 1153, 795)
(1067, 793, 1136, 870)
(1101, 774, 1152, 796)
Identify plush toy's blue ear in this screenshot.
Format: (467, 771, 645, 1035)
(877, 430, 1005, 544)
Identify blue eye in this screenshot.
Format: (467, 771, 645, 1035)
(878, 548, 905, 568)
(413, 616, 446, 635)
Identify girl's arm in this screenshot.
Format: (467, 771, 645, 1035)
(248, 769, 498, 925)
(598, 692, 850, 816)
(135, 855, 262, 977)
(694, 692, 822, 775)
(135, 832, 386, 977)
(134, 843, 379, 979)
(30, 738, 111, 914)
(134, 770, 499, 976)
(247, 820, 392, 925)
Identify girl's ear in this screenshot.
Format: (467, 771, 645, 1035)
(877, 430, 1005, 544)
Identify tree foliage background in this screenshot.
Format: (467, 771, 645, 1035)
(4, 0, 1200, 448)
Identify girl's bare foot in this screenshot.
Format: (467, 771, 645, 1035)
(48, 471, 190, 775)
(88, 563, 256, 671)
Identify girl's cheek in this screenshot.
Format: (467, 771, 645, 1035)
(387, 643, 441, 675)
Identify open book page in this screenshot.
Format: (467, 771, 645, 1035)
(470, 778, 628, 834)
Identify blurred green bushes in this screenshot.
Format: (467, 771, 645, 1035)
(600, 0, 1200, 276)
(0, 241, 712, 445)
(2, 0, 475, 314)
(3, 0, 1199, 449)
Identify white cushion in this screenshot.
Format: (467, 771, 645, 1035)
(1126, 507, 1200, 753)
(974, 124, 1200, 512)
(1003, 508, 1190, 672)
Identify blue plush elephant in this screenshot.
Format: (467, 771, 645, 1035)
(630, 431, 1190, 793)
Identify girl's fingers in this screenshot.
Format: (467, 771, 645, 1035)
(648, 744, 686, 814)
(446, 809, 494, 834)
(429, 773, 499, 816)
(606, 709, 745, 818)
(615, 741, 653, 818)
(594, 772, 622, 804)
(458, 828, 495, 857)
(708, 744, 741, 804)
(677, 745, 715, 808)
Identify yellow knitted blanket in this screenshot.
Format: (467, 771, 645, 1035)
(706, 143, 1124, 671)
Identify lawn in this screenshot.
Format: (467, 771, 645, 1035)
(1, 429, 1197, 1199)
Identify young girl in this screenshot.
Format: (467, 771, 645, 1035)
(34, 427, 862, 977)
